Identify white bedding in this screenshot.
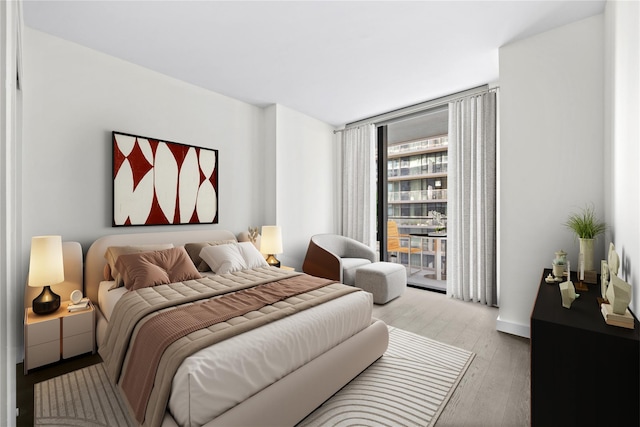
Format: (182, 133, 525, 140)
(97, 278, 373, 427)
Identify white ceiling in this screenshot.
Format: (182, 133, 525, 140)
(22, 0, 605, 126)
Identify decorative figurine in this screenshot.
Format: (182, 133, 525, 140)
(601, 260, 609, 299)
(560, 280, 577, 309)
(608, 243, 620, 276)
(607, 274, 632, 315)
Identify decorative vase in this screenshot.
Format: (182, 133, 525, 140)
(579, 238, 595, 271)
(552, 263, 565, 278)
(554, 250, 567, 265)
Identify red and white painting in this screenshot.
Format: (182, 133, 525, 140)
(112, 132, 218, 226)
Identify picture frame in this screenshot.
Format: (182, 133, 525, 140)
(112, 131, 218, 226)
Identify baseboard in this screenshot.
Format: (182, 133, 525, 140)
(407, 283, 446, 294)
(496, 316, 530, 338)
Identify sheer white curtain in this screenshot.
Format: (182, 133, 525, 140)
(338, 124, 376, 248)
(447, 91, 497, 305)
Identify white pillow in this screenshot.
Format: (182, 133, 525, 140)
(237, 242, 269, 269)
(199, 244, 247, 274)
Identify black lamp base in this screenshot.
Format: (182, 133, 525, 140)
(265, 254, 281, 268)
(32, 285, 61, 315)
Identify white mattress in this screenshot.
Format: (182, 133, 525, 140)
(98, 279, 373, 427)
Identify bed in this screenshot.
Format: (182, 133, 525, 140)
(85, 229, 389, 427)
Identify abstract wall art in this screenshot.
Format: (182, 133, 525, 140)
(112, 131, 218, 226)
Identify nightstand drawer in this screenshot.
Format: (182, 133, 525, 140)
(27, 319, 59, 346)
(25, 301, 96, 374)
(27, 340, 60, 370)
(62, 331, 93, 358)
(62, 310, 93, 337)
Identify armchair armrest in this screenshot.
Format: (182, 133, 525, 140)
(302, 239, 342, 282)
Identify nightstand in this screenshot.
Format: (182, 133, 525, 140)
(24, 300, 95, 374)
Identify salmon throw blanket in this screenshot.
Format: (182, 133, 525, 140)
(100, 268, 359, 427)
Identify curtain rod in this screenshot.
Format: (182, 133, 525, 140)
(335, 85, 499, 133)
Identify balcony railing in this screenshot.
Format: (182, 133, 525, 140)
(388, 164, 448, 177)
(388, 189, 447, 202)
(384, 234, 447, 281)
(388, 136, 449, 155)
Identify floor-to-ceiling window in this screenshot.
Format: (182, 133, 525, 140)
(377, 107, 449, 291)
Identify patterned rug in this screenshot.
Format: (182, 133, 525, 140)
(34, 327, 474, 427)
(297, 327, 475, 427)
(34, 362, 133, 427)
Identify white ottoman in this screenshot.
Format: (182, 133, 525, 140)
(355, 262, 406, 304)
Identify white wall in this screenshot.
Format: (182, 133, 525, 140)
(19, 29, 336, 353)
(267, 104, 337, 270)
(23, 28, 267, 251)
(263, 105, 278, 225)
(605, 0, 640, 314)
(498, 15, 604, 337)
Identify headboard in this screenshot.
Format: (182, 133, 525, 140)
(84, 229, 237, 305)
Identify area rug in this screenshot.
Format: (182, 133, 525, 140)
(34, 363, 133, 427)
(35, 327, 474, 427)
(297, 327, 475, 427)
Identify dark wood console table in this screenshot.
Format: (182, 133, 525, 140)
(531, 269, 639, 427)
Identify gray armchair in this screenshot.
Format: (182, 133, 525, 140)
(302, 234, 376, 286)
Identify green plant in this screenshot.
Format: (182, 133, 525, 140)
(429, 210, 446, 232)
(564, 204, 606, 239)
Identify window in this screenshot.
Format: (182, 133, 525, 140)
(378, 108, 449, 291)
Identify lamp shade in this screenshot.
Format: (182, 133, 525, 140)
(260, 226, 283, 254)
(28, 235, 65, 288)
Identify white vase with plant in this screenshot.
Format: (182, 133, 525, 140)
(564, 204, 606, 271)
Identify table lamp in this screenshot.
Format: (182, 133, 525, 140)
(28, 235, 64, 315)
(260, 225, 283, 268)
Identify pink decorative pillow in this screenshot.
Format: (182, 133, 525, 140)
(103, 263, 112, 281)
(104, 243, 174, 288)
(115, 247, 202, 291)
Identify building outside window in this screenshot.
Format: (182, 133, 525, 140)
(387, 128, 448, 291)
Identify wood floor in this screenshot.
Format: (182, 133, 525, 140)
(373, 286, 531, 427)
